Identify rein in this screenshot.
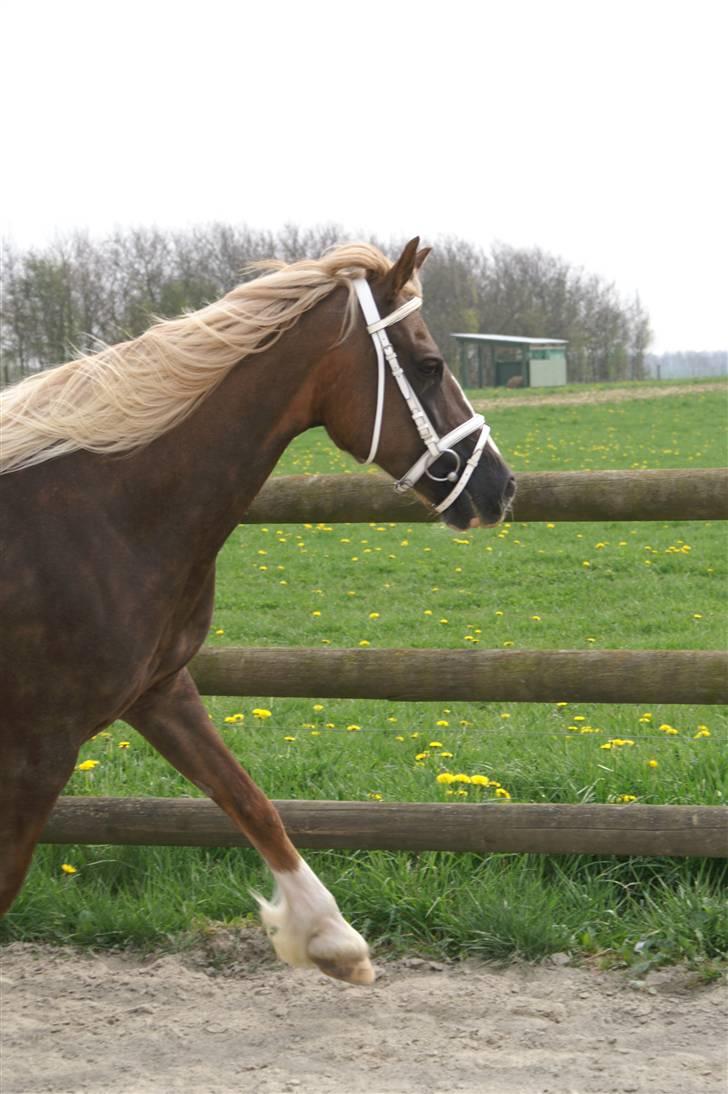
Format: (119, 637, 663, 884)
(353, 278, 491, 515)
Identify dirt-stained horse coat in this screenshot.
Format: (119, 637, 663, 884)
(0, 239, 514, 983)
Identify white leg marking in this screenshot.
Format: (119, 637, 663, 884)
(253, 858, 375, 985)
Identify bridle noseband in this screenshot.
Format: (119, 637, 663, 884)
(353, 278, 491, 515)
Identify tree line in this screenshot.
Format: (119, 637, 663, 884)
(0, 224, 652, 386)
(645, 351, 726, 380)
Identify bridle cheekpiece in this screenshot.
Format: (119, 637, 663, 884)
(353, 278, 491, 515)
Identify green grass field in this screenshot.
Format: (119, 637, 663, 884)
(3, 385, 727, 972)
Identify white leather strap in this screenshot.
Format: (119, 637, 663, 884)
(432, 421, 490, 513)
(365, 295, 422, 333)
(352, 277, 490, 515)
(395, 416, 488, 493)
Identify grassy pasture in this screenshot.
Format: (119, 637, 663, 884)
(3, 386, 727, 970)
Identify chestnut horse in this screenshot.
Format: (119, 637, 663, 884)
(0, 238, 514, 984)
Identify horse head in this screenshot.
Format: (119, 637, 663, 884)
(319, 237, 516, 530)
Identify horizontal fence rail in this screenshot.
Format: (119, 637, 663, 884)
(42, 798, 728, 858)
(242, 468, 728, 524)
(190, 647, 728, 705)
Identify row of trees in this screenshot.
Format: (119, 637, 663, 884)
(1, 224, 652, 386)
(645, 351, 727, 380)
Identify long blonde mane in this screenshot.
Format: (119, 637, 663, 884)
(1, 242, 416, 475)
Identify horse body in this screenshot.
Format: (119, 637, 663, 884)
(0, 240, 514, 983)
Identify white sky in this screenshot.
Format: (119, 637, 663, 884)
(2, 0, 726, 353)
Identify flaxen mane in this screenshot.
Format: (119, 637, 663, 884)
(1, 243, 418, 474)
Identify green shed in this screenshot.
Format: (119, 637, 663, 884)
(452, 333, 568, 388)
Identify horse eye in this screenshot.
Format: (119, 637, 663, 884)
(417, 357, 443, 378)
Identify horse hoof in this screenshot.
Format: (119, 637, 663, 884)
(312, 955, 376, 985)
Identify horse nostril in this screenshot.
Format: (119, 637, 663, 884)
(504, 475, 517, 501)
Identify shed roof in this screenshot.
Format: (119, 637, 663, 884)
(452, 333, 568, 346)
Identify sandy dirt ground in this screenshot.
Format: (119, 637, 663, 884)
(1, 937, 725, 1094)
(472, 381, 727, 411)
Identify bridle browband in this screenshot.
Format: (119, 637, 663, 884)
(353, 278, 492, 515)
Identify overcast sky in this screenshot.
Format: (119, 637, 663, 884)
(2, 0, 725, 353)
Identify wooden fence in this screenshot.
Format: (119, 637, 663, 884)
(42, 798, 728, 858)
(243, 468, 728, 524)
(189, 647, 727, 705)
(43, 468, 728, 858)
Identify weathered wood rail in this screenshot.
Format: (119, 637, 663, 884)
(43, 466, 728, 858)
(189, 647, 728, 705)
(242, 468, 728, 524)
(42, 798, 728, 858)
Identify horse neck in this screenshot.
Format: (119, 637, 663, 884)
(118, 299, 341, 562)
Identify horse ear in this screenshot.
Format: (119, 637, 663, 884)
(381, 236, 421, 298)
(415, 246, 432, 270)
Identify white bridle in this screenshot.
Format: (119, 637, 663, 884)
(353, 278, 492, 515)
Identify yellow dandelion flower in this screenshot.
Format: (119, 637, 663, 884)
(118, 741, 130, 749)
(647, 759, 658, 768)
(311, 610, 321, 617)
(77, 760, 99, 771)
(452, 773, 472, 784)
(252, 708, 272, 719)
(436, 772, 456, 784)
(61, 863, 77, 875)
(312, 704, 324, 712)
(215, 628, 225, 636)
(500, 712, 511, 720)
(440, 751, 454, 759)
(429, 741, 443, 749)
(415, 751, 430, 761)
(470, 774, 490, 786)
(283, 736, 297, 742)
(369, 612, 380, 620)
(495, 787, 511, 799)
(367, 792, 383, 801)
(394, 735, 405, 742)
(359, 639, 371, 647)
(436, 719, 449, 728)
(694, 727, 711, 739)
(617, 794, 637, 803)
(347, 724, 361, 732)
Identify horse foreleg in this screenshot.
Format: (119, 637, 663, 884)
(0, 740, 79, 916)
(124, 669, 374, 984)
